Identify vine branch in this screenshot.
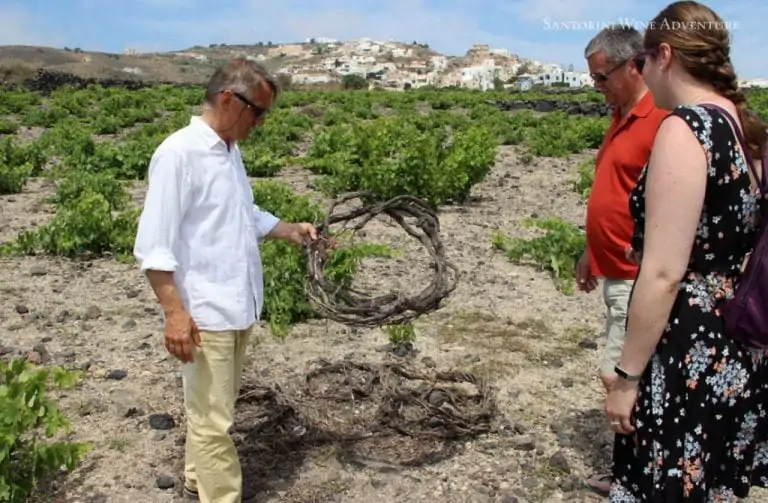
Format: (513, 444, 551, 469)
(304, 191, 459, 327)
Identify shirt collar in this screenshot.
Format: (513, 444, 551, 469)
(612, 89, 655, 121)
(189, 116, 228, 150)
(631, 90, 656, 118)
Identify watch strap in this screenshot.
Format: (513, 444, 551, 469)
(614, 364, 641, 381)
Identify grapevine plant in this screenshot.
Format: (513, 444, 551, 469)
(0, 360, 91, 502)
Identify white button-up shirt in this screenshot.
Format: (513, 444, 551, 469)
(133, 116, 280, 331)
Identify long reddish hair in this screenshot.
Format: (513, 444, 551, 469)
(645, 1, 766, 160)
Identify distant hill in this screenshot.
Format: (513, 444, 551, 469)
(0, 45, 224, 84)
(0, 40, 540, 90)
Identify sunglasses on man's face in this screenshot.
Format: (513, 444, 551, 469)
(232, 91, 269, 120)
(590, 58, 628, 83)
(632, 47, 659, 74)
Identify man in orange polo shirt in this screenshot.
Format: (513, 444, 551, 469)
(577, 24, 668, 496)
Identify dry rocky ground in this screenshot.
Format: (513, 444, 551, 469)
(3, 146, 768, 503)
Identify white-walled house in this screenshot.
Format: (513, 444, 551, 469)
(461, 66, 497, 90)
(532, 67, 592, 88)
(561, 71, 582, 87)
(579, 73, 594, 87)
(292, 72, 335, 85)
(392, 48, 414, 58)
(335, 60, 367, 75)
(515, 76, 535, 90)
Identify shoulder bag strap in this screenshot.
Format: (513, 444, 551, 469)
(700, 103, 764, 196)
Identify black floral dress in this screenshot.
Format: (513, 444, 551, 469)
(611, 104, 768, 501)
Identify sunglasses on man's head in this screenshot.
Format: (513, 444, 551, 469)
(231, 91, 269, 120)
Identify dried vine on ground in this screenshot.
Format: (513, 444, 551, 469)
(234, 359, 498, 471)
(305, 191, 460, 327)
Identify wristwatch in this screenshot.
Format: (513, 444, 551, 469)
(614, 364, 642, 381)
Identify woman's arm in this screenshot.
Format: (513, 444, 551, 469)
(617, 114, 708, 377)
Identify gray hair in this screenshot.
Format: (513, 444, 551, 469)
(203, 57, 281, 105)
(584, 24, 643, 65)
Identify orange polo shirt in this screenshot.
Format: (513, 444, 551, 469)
(586, 91, 668, 279)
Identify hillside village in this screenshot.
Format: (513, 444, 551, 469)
(164, 37, 768, 91)
(6, 36, 767, 90)
(162, 38, 594, 91)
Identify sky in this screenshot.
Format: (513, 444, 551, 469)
(1, 0, 765, 78)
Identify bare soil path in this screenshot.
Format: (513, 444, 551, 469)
(3, 146, 767, 502)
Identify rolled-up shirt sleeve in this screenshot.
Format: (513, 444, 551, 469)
(133, 147, 190, 272)
(252, 205, 280, 243)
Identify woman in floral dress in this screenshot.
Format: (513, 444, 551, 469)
(603, 1, 768, 501)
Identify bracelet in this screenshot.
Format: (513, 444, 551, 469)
(614, 364, 642, 381)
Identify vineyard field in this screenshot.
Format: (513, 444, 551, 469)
(3, 83, 768, 503)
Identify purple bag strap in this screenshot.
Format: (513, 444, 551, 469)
(700, 103, 767, 202)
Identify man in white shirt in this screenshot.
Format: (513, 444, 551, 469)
(133, 58, 318, 503)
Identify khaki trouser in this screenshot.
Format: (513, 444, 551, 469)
(598, 279, 634, 377)
(181, 326, 253, 503)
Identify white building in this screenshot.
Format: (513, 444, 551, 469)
(355, 38, 382, 54)
(561, 71, 582, 86)
(461, 66, 497, 90)
(174, 51, 208, 61)
(335, 60, 367, 75)
(741, 78, 768, 88)
(352, 55, 376, 65)
(306, 37, 338, 44)
(541, 63, 561, 72)
(319, 58, 339, 70)
(392, 48, 413, 58)
(399, 70, 438, 89)
(292, 72, 335, 85)
(407, 60, 428, 72)
(430, 56, 448, 71)
(579, 73, 594, 87)
(515, 76, 535, 90)
(533, 68, 593, 88)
